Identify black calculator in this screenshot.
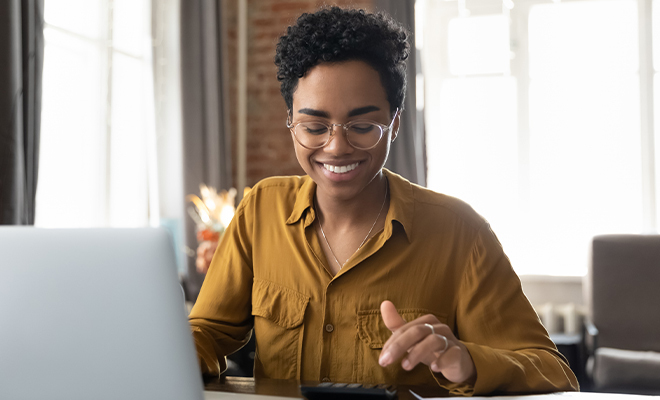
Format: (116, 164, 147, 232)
(300, 382, 397, 400)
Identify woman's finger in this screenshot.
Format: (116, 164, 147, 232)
(380, 322, 445, 366)
(432, 344, 472, 381)
(381, 314, 441, 354)
(401, 331, 452, 371)
(380, 301, 407, 332)
(431, 344, 461, 372)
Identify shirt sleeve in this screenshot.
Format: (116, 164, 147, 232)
(435, 223, 579, 395)
(188, 203, 254, 376)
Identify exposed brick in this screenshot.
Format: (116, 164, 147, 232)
(253, 17, 276, 27)
(271, 2, 313, 13)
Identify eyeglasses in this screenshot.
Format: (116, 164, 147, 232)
(286, 109, 399, 150)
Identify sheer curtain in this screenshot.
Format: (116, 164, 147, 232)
(0, 0, 44, 225)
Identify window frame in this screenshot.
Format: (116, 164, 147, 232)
(38, 0, 159, 228)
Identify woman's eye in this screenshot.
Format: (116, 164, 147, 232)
(350, 124, 375, 134)
(301, 123, 328, 135)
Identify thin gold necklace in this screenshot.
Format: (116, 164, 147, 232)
(317, 181, 389, 269)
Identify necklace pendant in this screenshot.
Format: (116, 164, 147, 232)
(316, 181, 389, 271)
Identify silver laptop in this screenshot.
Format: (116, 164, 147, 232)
(0, 227, 204, 400)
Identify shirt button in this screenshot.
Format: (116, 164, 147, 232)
(322, 377, 331, 382)
(325, 324, 334, 333)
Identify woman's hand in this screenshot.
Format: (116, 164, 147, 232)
(378, 300, 477, 385)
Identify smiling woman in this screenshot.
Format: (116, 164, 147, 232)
(188, 6, 578, 396)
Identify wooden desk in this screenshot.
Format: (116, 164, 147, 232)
(204, 377, 658, 399)
(204, 376, 451, 399)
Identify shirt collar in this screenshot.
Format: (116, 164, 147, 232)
(383, 169, 414, 243)
(285, 169, 415, 242)
(286, 175, 316, 227)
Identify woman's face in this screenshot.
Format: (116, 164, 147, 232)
(290, 60, 399, 202)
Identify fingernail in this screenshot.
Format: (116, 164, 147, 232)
(402, 359, 410, 370)
(379, 351, 391, 366)
(431, 362, 440, 372)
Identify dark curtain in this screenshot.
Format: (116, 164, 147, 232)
(0, 0, 44, 225)
(376, 0, 427, 186)
(180, 0, 232, 300)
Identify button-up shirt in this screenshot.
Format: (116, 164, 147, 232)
(189, 169, 578, 395)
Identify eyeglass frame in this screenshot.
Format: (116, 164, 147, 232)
(286, 108, 399, 150)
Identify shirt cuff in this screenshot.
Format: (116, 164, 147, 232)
(192, 326, 226, 376)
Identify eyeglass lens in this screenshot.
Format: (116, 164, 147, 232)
(293, 122, 383, 149)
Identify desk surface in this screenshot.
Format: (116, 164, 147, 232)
(203, 377, 657, 399)
(204, 376, 458, 399)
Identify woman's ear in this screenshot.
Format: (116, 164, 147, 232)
(286, 110, 298, 144)
(391, 110, 401, 143)
(286, 110, 293, 127)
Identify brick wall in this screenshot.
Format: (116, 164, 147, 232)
(222, 0, 375, 188)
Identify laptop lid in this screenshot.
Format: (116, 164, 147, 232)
(0, 227, 204, 400)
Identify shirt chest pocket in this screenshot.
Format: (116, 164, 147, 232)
(251, 279, 309, 380)
(356, 308, 448, 385)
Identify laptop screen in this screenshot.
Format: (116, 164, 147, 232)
(0, 227, 204, 400)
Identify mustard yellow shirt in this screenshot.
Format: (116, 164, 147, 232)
(189, 169, 578, 395)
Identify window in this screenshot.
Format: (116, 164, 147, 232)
(418, 0, 657, 275)
(37, 0, 157, 228)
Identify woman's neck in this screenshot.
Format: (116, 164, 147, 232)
(314, 172, 389, 228)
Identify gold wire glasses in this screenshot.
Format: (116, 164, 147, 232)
(286, 109, 399, 150)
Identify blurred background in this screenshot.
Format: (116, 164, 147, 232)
(23, 0, 659, 287)
(3, 0, 660, 390)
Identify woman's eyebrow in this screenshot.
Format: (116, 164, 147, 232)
(297, 108, 329, 118)
(297, 105, 380, 118)
(347, 105, 380, 117)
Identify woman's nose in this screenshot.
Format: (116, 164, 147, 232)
(323, 125, 354, 155)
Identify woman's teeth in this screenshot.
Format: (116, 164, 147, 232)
(323, 162, 359, 174)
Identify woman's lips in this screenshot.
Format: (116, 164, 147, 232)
(322, 162, 360, 174)
(316, 161, 363, 181)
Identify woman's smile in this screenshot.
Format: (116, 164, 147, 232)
(322, 162, 360, 174)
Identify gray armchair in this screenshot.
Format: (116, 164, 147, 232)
(585, 234, 660, 394)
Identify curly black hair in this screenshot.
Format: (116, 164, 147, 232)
(275, 6, 410, 114)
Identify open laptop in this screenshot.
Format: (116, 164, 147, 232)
(0, 227, 204, 400)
